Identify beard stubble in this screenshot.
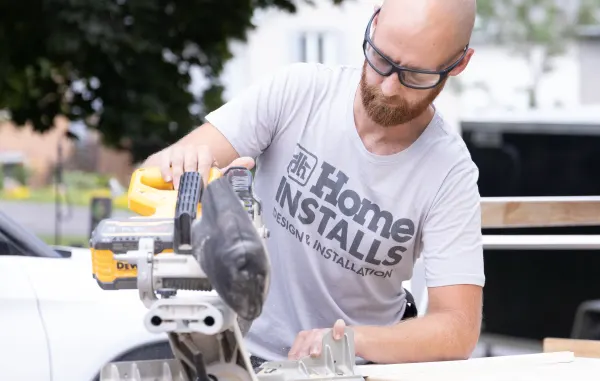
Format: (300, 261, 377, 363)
(359, 61, 446, 127)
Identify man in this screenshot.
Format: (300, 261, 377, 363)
(143, 0, 484, 366)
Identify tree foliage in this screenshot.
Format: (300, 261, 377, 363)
(475, 0, 600, 108)
(0, 0, 344, 162)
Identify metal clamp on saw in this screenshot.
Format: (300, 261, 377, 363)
(94, 166, 365, 381)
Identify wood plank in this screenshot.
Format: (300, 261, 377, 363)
(481, 196, 600, 228)
(364, 358, 600, 381)
(544, 337, 600, 358)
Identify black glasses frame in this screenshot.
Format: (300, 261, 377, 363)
(363, 7, 469, 90)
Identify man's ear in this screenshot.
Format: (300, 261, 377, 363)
(450, 48, 475, 77)
(373, 0, 382, 13)
(373, 4, 381, 26)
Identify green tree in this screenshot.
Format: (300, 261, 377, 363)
(476, 0, 600, 108)
(0, 0, 344, 163)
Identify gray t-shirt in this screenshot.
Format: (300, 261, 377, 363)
(205, 62, 485, 362)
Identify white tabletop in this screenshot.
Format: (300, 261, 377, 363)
(357, 352, 600, 381)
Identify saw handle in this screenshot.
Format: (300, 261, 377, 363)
(127, 166, 222, 218)
(174, 171, 204, 253)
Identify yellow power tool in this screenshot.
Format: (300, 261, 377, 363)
(90, 166, 222, 290)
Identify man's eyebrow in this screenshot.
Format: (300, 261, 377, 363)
(385, 50, 430, 71)
(399, 48, 464, 72)
(373, 35, 458, 71)
(376, 44, 416, 68)
(373, 41, 435, 70)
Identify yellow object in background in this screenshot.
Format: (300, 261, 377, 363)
(2, 186, 30, 200)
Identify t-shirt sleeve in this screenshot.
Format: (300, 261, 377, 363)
(204, 63, 311, 159)
(421, 160, 485, 288)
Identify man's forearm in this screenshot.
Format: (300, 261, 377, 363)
(351, 310, 480, 364)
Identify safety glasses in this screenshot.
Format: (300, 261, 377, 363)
(363, 8, 469, 90)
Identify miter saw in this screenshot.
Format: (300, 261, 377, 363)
(91, 166, 364, 381)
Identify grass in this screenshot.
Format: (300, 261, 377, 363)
(0, 185, 129, 210)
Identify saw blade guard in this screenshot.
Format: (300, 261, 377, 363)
(192, 173, 271, 321)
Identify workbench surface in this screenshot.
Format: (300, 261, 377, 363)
(356, 352, 600, 381)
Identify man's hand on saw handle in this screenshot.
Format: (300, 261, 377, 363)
(142, 123, 254, 189)
(155, 144, 255, 189)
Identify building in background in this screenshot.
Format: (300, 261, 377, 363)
(0, 117, 133, 188)
(576, 25, 600, 105)
(202, 0, 589, 134)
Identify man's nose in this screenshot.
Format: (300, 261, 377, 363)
(380, 74, 403, 97)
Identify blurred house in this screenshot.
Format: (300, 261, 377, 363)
(0, 117, 133, 188)
(202, 0, 591, 131)
(576, 25, 600, 105)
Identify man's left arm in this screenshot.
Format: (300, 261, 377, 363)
(352, 161, 485, 364)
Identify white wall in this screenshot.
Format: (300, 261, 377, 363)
(215, 0, 378, 99)
(457, 44, 581, 112)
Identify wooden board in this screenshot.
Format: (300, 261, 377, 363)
(544, 337, 600, 358)
(481, 196, 600, 228)
(356, 352, 600, 381)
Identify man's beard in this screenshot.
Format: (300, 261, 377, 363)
(359, 61, 446, 127)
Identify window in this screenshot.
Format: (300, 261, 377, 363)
(0, 211, 61, 258)
(0, 230, 25, 256)
(296, 31, 337, 64)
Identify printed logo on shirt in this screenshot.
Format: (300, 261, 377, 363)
(286, 144, 317, 186)
(272, 143, 416, 279)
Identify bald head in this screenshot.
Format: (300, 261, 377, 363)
(357, 0, 476, 128)
(374, 0, 476, 69)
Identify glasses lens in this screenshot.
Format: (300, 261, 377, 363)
(400, 71, 441, 88)
(364, 42, 393, 76)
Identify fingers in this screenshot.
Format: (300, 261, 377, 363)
(288, 331, 306, 360)
(170, 148, 185, 190)
(196, 146, 214, 188)
(183, 145, 199, 173)
(160, 148, 173, 183)
(332, 319, 346, 340)
(156, 145, 217, 190)
(288, 329, 322, 360)
(288, 322, 346, 360)
(308, 332, 323, 357)
(154, 145, 254, 190)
